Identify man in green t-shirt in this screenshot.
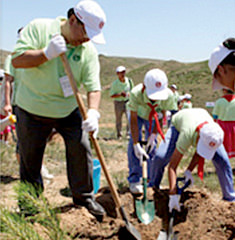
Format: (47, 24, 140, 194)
(11, 0, 106, 219)
(109, 66, 134, 139)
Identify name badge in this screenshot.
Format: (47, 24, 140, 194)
(59, 75, 73, 97)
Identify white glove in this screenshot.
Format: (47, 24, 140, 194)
(184, 170, 194, 187)
(168, 194, 181, 212)
(133, 143, 149, 162)
(146, 133, 157, 153)
(82, 109, 100, 138)
(43, 35, 67, 60)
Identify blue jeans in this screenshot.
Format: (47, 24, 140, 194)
(127, 116, 156, 183)
(15, 106, 94, 200)
(150, 126, 235, 201)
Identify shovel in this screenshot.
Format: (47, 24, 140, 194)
(135, 151, 155, 224)
(167, 177, 191, 240)
(60, 54, 141, 240)
(157, 177, 191, 240)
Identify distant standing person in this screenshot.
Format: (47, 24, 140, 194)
(209, 38, 235, 159)
(181, 93, 192, 109)
(109, 66, 134, 139)
(11, 0, 106, 219)
(167, 84, 179, 127)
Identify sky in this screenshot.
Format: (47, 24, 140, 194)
(0, 0, 234, 63)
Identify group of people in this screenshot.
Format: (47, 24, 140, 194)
(109, 39, 235, 208)
(1, 0, 234, 223)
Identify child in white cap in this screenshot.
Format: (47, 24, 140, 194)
(149, 108, 235, 214)
(209, 38, 235, 160)
(209, 38, 235, 92)
(181, 93, 193, 109)
(126, 68, 175, 194)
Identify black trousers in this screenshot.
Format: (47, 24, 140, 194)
(15, 106, 94, 200)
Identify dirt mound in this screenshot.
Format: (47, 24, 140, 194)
(43, 176, 235, 240)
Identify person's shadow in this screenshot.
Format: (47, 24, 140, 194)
(0, 175, 18, 184)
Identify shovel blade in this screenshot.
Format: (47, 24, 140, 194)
(135, 199, 155, 225)
(118, 221, 142, 240)
(156, 230, 178, 240)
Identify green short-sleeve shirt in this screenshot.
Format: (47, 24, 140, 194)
(127, 84, 175, 120)
(171, 91, 179, 110)
(182, 101, 192, 109)
(212, 98, 228, 120)
(109, 77, 133, 101)
(12, 17, 101, 118)
(213, 97, 235, 121)
(171, 108, 214, 154)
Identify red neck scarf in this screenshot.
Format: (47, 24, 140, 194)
(195, 121, 208, 181)
(147, 103, 165, 141)
(222, 94, 235, 102)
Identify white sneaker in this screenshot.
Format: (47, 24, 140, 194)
(129, 182, 143, 194)
(156, 230, 168, 240)
(41, 165, 54, 180)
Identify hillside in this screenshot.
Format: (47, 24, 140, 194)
(99, 55, 220, 110)
(1, 49, 220, 110)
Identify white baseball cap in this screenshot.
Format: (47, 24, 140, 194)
(208, 43, 234, 90)
(170, 84, 177, 90)
(0, 69, 4, 78)
(116, 66, 126, 73)
(74, 0, 106, 44)
(197, 122, 224, 160)
(184, 93, 192, 100)
(144, 69, 169, 100)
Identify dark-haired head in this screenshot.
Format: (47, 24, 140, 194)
(223, 38, 235, 50)
(67, 8, 83, 25)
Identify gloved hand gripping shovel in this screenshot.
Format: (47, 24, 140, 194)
(60, 54, 141, 240)
(135, 146, 155, 225)
(167, 177, 191, 240)
(156, 177, 191, 240)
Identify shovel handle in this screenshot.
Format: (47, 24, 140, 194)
(176, 177, 191, 195)
(60, 54, 123, 209)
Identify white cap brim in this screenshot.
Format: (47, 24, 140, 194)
(146, 88, 169, 100)
(197, 137, 216, 160)
(85, 25, 105, 44)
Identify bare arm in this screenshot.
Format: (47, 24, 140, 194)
(130, 111, 139, 144)
(12, 50, 48, 68)
(187, 152, 201, 172)
(87, 91, 101, 110)
(168, 148, 183, 195)
(3, 74, 14, 114)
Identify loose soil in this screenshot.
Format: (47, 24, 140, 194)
(1, 134, 235, 240)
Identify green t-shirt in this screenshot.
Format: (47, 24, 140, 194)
(212, 98, 229, 120)
(12, 17, 101, 118)
(182, 100, 192, 109)
(109, 77, 133, 101)
(171, 90, 179, 111)
(171, 108, 214, 154)
(127, 83, 175, 120)
(212, 96, 235, 121)
(223, 99, 235, 121)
